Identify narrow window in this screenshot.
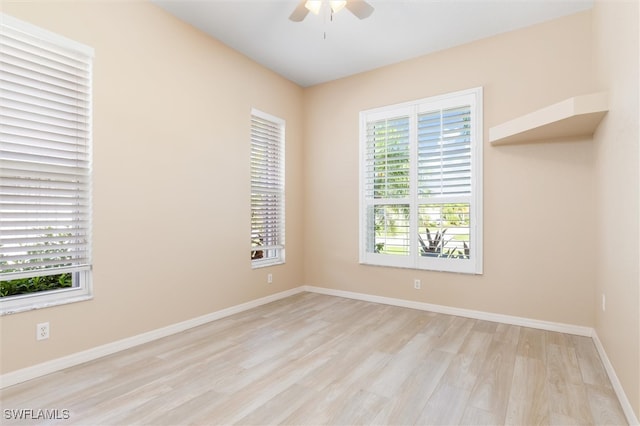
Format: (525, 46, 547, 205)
(1, 14, 94, 314)
(360, 88, 483, 274)
(250, 109, 285, 267)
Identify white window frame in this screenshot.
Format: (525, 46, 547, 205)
(1, 14, 94, 315)
(250, 108, 285, 268)
(359, 87, 483, 274)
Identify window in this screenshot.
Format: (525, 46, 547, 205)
(359, 88, 483, 274)
(250, 109, 285, 267)
(1, 14, 94, 314)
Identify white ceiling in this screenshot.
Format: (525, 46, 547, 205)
(152, 0, 593, 87)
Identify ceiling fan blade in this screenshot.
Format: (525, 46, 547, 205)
(345, 0, 374, 19)
(289, 0, 310, 21)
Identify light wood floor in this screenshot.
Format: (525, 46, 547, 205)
(1, 292, 628, 425)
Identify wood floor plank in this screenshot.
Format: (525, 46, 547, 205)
(327, 388, 388, 425)
(516, 327, 547, 362)
(196, 340, 336, 425)
(282, 352, 392, 424)
(416, 382, 471, 425)
(549, 411, 593, 426)
(420, 311, 456, 338)
(471, 319, 499, 334)
(585, 383, 628, 426)
(546, 342, 583, 385)
(460, 405, 500, 425)
(144, 389, 228, 426)
(442, 330, 493, 390)
(546, 341, 595, 424)
(493, 323, 521, 345)
(431, 316, 476, 354)
(505, 356, 550, 425)
(296, 332, 393, 392)
(0, 292, 629, 426)
(545, 330, 573, 347)
(374, 349, 454, 425)
(548, 380, 594, 425)
(467, 339, 518, 423)
(234, 384, 319, 426)
(572, 335, 612, 388)
(366, 332, 436, 398)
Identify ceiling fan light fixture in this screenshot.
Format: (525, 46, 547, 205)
(291, 0, 373, 22)
(304, 0, 322, 15)
(329, 1, 347, 13)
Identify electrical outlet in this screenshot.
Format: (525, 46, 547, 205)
(267, 273, 273, 284)
(414, 279, 421, 290)
(602, 294, 606, 312)
(36, 322, 50, 341)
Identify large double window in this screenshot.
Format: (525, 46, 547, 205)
(250, 109, 285, 267)
(359, 88, 483, 274)
(1, 14, 94, 313)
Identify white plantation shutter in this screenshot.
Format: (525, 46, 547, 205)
(360, 88, 482, 274)
(250, 109, 285, 265)
(0, 14, 93, 281)
(363, 114, 411, 259)
(364, 115, 410, 200)
(416, 105, 472, 261)
(417, 106, 471, 197)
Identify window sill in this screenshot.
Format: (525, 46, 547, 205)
(252, 259, 285, 269)
(0, 292, 93, 316)
(359, 258, 483, 275)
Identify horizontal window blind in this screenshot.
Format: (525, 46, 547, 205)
(250, 110, 284, 264)
(1, 15, 93, 280)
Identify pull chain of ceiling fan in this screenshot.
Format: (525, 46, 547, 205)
(324, 5, 338, 39)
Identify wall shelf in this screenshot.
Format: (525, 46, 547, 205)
(489, 92, 609, 145)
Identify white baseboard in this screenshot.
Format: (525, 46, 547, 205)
(0, 287, 304, 389)
(591, 331, 640, 426)
(302, 285, 593, 336)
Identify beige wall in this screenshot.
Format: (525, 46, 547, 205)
(0, 1, 304, 373)
(593, 0, 640, 418)
(303, 11, 598, 326)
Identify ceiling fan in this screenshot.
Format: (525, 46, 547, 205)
(289, 0, 374, 22)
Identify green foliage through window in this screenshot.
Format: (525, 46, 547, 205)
(1, 232, 75, 297)
(1, 274, 72, 297)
